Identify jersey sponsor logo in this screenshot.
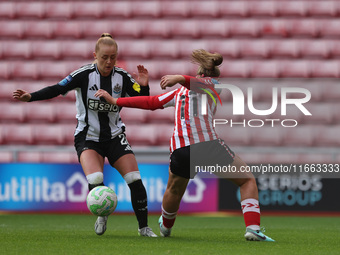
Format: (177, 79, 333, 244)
(88, 99, 119, 112)
(89, 84, 99, 91)
(58, 75, 73, 86)
(113, 83, 122, 94)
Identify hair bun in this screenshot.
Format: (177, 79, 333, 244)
(100, 33, 113, 38)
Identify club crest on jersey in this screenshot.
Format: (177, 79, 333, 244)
(58, 75, 73, 86)
(113, 83, 122, 94)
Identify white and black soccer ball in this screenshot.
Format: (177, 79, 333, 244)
(86, 186, 118, 216)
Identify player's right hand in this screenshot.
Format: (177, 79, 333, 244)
(12, 89, 31, 102)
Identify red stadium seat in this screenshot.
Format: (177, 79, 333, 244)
(220, 61, 251, 78)
(260, 20, 289, 38)
(156, 123, 174, 146)
(148, 40, 179, 59)
(146, 107, 174, 124)
(0, 151, 13, 163)
(102, 1, 132, 18)
(0, 103, 26, 123)
(15, 2, 45, 19)
(170, 20, 201, 39)
(55, 102, 78, 123)
(215, 126, 252, 147)
(250, 126, 284, 146)
(282, 125, 316, 147)
(3, 124, 34, 145)
(12, 62, 39, 80)
(322, 81, 340, 102)
(17, 151, 42, 163)
(23, 21, 53, 39)
(198, 20, 229, 38)
(177, 40, 209, 59)
(120, 108, 148, 124)
(288, 19, 319, 37)
(190, 1, 220, 18)
(277, 1, 308, 17)
(79, 21, 111, 39)
(118, 40, 151, 59)
(2, 41, 32, 60)
(111, 20, 143, 39)
(280, 61, 311, 78)
(160, 1, 190, 18)
(72, 2, 103, 19)
(247, 1, 278, 17)
(308, 1, 339, 17)
(270, 40, 300, 58)
(44, 2, 74, 19)
(0, 2, 15, 19)
(33, 124, 65, 145)
(31, 41, 61, 60)
(141, 20, 171, 39)
(251, 61, 279, 78)
(53, 21, 82, 39)
(41, 151, 78, 163)
(0, 62, 12, 80)
(131, 1, 161, 18)
(301, 103, 338, 125)
(239, 40, 271, 59)
(299, 40, 331, 59)
(38, 61, 69, 80)
(316, 126, 340, 147)
(311, 61, 340, 78)
(60, 41, 93, 60)
(125, 124, 158, 146)
(209, 40, 240, 59)
(228, 20, 260, 38)
(0, 21, 25, 39)
(24, 103, 57, 123)
(219, 1, 249, 17)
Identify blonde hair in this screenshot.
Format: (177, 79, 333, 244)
(95, 33, 118, 53)
(191, 49, 223, 77)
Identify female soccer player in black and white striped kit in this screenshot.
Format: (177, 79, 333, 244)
(13, 33, 157, 237)
(94, 49, 275, 241)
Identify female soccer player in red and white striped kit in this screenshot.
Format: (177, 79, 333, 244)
(94, 49, 275, 241)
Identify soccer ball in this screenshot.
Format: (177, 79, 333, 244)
(86, 186, 118, 216)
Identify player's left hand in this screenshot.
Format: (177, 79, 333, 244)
(133, 65, 149, 87)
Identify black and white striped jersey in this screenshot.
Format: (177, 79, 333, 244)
(30, 63, 150, 142)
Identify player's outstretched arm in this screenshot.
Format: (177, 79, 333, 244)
(160, 75, 185, 90)
(12, 89, 32, 102)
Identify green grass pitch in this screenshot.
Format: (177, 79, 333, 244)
(0, 213, 339, 255)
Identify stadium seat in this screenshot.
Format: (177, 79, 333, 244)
(300, 103, 335, 125)
(146, 107, 174, 124)
(2, 41, 32, 60)
(209, 40, 240, 59)
(111, 20, 143, 39)
(0, 62, 12, 80)
(118, 40, 151, 59)
(190, 1, 220, 18)
(61, 124, 77, 145)
(44, 2, 74, 20)
(308, 1, 339, 17)
(297, 153, 335, 164)
(177, 40, 209, 59)
(53, 21, 82, 39)
(282, 125, 316, 147)
(260, 19, 289, 38)
(310, 61, 340, 78)
(270, 40, 300, 58)
(3, 124, 34, 145)
(131, 1, 161, 18)
(319, 20, 340, 37)
(24, 103, 57, 123)
(277, 1, 308, 17)
(140, 20, 171, 39)
(15, 2, 45, 19)
(31, 41, 61, 60)
(33, 124, 65, 145)
(148, 40, 179, 59)
(38, 61, 69, 80)
(228, 20, 260, 38)
(214, 126, 252, 146)
(72, 2, 103, 19)
(322, 81, 340, 102)
(55, 102, 78, 123)
(120, 108, 148, 124)
(219, 1, 249, 17)
(102, 1, 132, 18)
(23, 21, 53, 39)
(288, 19, 319, 37)
(316, 126, 340, 147)
(0, 151, 13, 163)
(0, 103, 26, 123)
(0, 2, 15, 19)
(247, 1, 278, 17)
(12, 62, 39, 80)
(79, 21, 111, 39)
(160, 1, 190, 18)
(17, 151, 42, 163)
(125, 124, 158, 146)
(41, 151, 78, 163)
(239, 40, 271, 59)
(250, 60, 279, 78)
(280, 61, 311, 78)
(0, 21, 25, 39)
(250, 126, 284, 146)
(156, 123, 175, 146)
(299, 40, 331, 59)
(220, 61, 251, 78)
(60, 41, 93, 60)
(170, 20, 201, 39)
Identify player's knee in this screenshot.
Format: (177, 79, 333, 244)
(86, 172, 104, 191)
(123, 171, 141, 184)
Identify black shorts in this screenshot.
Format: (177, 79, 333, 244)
(74, 132, 134, 166)
(170, 139, 235, 179)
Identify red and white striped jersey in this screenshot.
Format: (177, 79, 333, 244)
(117, 79, 220, 153)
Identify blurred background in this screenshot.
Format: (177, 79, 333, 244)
(0, 0, 339, 213)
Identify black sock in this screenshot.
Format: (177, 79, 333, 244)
(128, 179, 148, 229)
(88, 182, 104, 191)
